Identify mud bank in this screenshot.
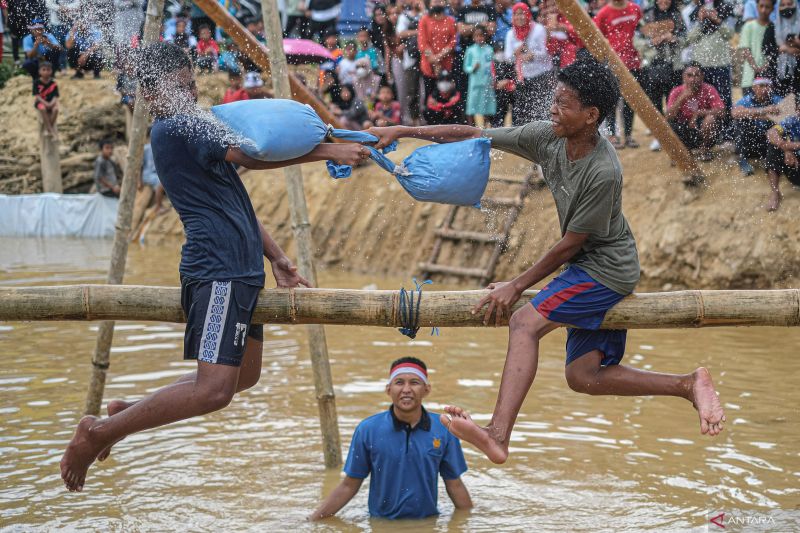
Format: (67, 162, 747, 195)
(147, 136, 799, 290)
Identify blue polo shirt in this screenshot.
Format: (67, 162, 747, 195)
(735, 93, 782, 129)
(344, 406, 468, 519)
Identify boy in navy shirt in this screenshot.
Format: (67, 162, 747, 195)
(310, 358, 472, 520)
(60, 42, 367, 492)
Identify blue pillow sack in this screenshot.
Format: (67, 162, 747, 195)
(211, 99, 490, 207)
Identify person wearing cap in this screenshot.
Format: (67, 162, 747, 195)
(309, 357, 472, 521)
(22, 18, 62, 78)
(731, 77, 783, 176)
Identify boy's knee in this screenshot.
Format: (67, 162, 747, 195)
(509, 305, 549, 339)
(565, 364, 596, 395)
(199, 387, 235, 412)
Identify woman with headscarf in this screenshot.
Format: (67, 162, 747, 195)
(503, 2, 554, 125)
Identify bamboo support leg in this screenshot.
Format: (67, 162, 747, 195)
(84, 0, 165, 416)
(39, 122, 62, 194)
(261, 0, 342, 468)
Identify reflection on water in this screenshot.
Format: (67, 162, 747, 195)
(1, 237, 799, 531)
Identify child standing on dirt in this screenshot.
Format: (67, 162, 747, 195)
(59, 42, 366, 493)
(367, 58, 725, 466)
(33, 61, 59, 137)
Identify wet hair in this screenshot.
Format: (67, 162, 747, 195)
(99, 138, 114, 149)
(390, 357, 427, 372)
(135, 42, 192, 93)
(556, 58, 619, 126)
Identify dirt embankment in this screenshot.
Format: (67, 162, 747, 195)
(148, 136, 799, 290)
(0, 73, 228, 194)
(1, 74, 797, 289)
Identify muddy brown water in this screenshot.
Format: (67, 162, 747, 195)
(0, 237, 799, 532)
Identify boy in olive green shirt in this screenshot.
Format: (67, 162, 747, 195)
(368, 59, 725, 465)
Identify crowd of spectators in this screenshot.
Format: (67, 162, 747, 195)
(4, 0, 800, 209)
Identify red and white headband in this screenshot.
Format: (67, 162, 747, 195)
(388, 362, 428, 384)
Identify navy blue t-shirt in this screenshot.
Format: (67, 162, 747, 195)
(151, 114, 265, 287)
(343, 406, 468, 519)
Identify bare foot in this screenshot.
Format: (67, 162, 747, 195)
(689, 368, 725, 436)
(440, 405, 509, 464)
(97, 400, 134, 462)
(60, 416, 104, 491)
(766, 191, 782, 212)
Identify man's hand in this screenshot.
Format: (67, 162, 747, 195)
(472, 281, 524, 326)
(325, 143, 371, 166)
(271, 256, 312, 288)
(785, 150, 799, 168)
(365, 126, 403, 150)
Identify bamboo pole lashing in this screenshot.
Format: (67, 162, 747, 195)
(192, 0, 341, 128)
(260, 0, 342, 469)
(83, 0, 165, 417)
(3, 285, 800, 328)
(555, 0, 703, 178)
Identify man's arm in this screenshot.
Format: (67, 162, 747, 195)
(257, 219, 312, 288)
(365, 124, 482, 149)
(767, 126, 800, 151)
(444, 477, 473, 509)
(308, 476, 364, 521)
(473, 231, 589, 325)
(225, 142, 366, 170)
(731, 103, 777, 120)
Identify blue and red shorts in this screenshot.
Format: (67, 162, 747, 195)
(531, 266, 628, 367)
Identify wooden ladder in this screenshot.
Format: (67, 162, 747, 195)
(419, 167, 540, 286)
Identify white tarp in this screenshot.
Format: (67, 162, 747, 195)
(0, 193, 118, 238)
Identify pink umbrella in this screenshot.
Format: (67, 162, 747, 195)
(283, 38, 334, 64)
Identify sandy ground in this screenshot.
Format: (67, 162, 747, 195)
(1, 73, 797, 290)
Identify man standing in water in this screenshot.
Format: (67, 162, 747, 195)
(60, 42, 368, 492)
(367, 58, 725, 465)
(309, 357, 472, 520)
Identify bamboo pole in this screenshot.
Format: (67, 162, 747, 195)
(260, 0, 341, 469)
(83, 0, 165, 417)
(3, 285, 799, 329)
(192, 0, 341, 128)
(39, 122, 62, 193)
(556, 0, 703, 179)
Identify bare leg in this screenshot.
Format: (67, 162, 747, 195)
(565, 351, 725, 436)
(95, 338, 263, 463)
(767, 170, 782, 212)
(441, 304, 560, 464)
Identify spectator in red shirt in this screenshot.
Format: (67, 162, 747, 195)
(666, 62, 725, 161)
(195, 24, 219, 73)
(542, 2, 581, 68)
(418, 0, 457, 100)
(222, 71, 249, 104)
(594, 0, 642, 148)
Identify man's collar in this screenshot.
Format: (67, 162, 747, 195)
(390, 405, 431, 432)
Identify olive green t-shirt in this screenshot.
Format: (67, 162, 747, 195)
(485, 121, 640, 295)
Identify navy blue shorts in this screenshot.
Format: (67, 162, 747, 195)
(531, 266, 628, 366)
(181, 277, 264, 367)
